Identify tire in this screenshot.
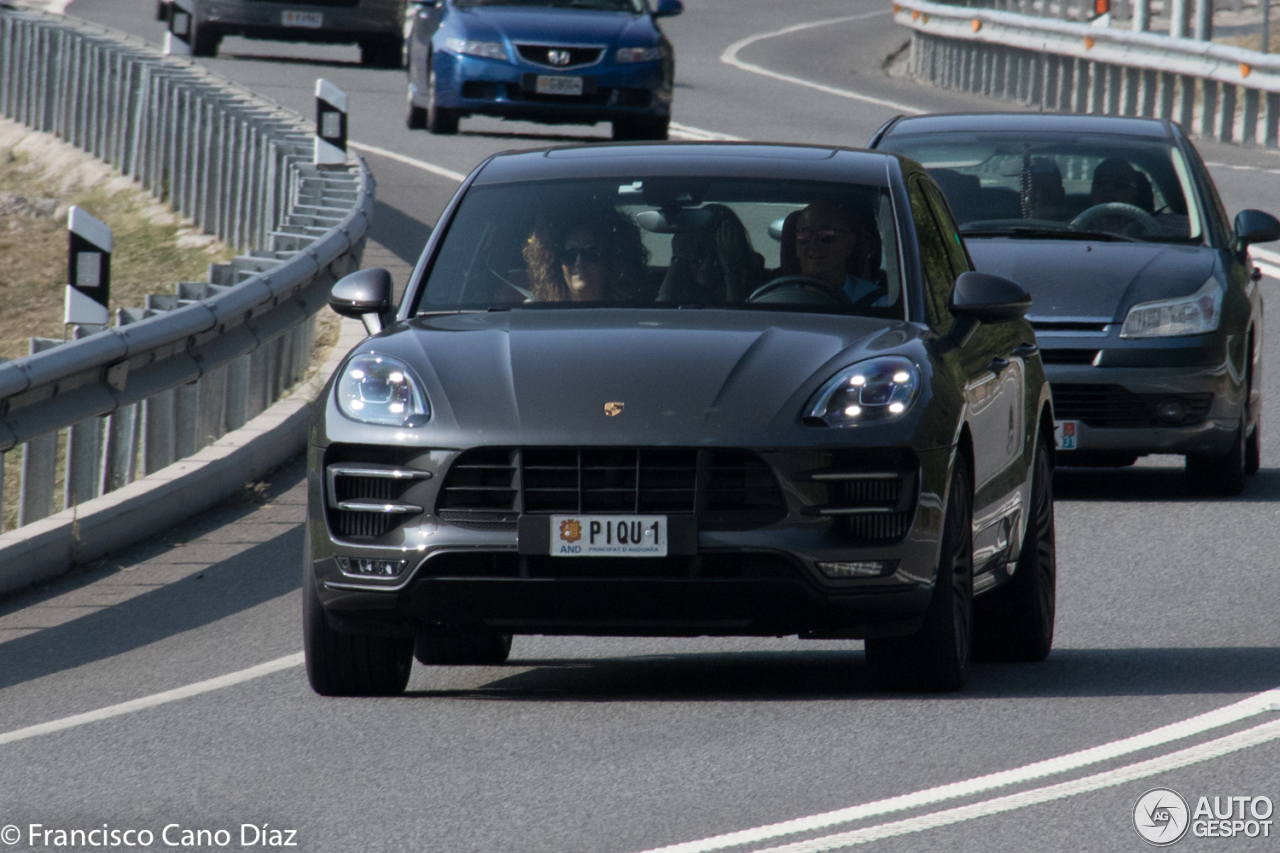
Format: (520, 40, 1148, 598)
(361, 34, 404, 69)
(415, 631, 512, 666)
(1246, 421, 1261, 475)
(406, 98, 427, 130)
(865, 460, 974, 692)
(974, 433, 1056, 662)
(612, 116, 669, 141)
(303, 539, 413, 696)
(190, 23, 219, 58)
(425, 65, 459, 135)
(1186, 419, 1246, 496)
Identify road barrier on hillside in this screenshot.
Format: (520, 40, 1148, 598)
(896, 0, 1280, 147)
(0, 8, 373, 533)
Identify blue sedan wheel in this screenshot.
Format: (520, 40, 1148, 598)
(426, 64, 459, 135)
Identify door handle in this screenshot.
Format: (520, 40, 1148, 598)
(1011, 342, 1039, 358)
(988, 356, 1011, 374)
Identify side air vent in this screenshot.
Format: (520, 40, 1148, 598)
(325, 462, 429, 540)
(796, 450, 918, 543)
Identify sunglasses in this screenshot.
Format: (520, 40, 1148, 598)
(795, 227, 852, 246)
(559, 244, 605, 265)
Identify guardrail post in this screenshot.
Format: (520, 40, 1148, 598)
(18, 338, 65, 526)
(1178, 74, 1196, 130)
(1265, 92, 1280, 146)
(1242, 88, 1259, 147)
(1123, 67, 1140, 114)
(1169, 0, 1188, 36)
(1219, 84, 1238, 141)
(1202, 78, 1219, 136)
(141, 388, 175, 475)
(1133, 0, 1149, 30)
(1192, 0, 1212, 40)
(1141, 69, 1158, 115)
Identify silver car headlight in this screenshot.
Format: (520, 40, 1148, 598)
(1120, 277, 1223, 339)
(805, 356, 920, 427)
(615, 46, 661, 63)
(443, 37, 506, 60)
(336, 354, 430, 427)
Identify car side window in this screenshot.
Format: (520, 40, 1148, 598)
(908, 176, 955, 330)
(923, 182, 972, 278)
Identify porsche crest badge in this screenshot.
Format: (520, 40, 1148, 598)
(604, 402, 624, 417)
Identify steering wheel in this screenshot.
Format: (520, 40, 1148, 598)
(747, 275, 850, 306)
(1070, 202, 1162, 238)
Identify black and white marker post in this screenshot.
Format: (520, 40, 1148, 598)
(65, 206, 111, 329)
(314, 78, 349, 167)
(163, 0, 193, 56)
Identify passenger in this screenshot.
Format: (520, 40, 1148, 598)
(658, 204, 764, 303)
(523, 208, 650, 302)
(1021, 157, 1066, 220)
(791, 200, 889, 308)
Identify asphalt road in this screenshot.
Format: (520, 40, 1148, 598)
(1, 1, 1279, 851)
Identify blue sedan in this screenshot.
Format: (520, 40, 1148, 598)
(406, 0, 681, 139)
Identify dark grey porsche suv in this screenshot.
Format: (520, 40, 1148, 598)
(305, 142, 1055, 696)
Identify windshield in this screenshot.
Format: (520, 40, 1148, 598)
(455, 0, 647, 11)
(882, 131, 1205, 244)
(413, 177, 904, 318)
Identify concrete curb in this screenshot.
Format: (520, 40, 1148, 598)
(0, 316, 367, 597)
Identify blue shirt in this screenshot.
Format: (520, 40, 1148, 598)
(842, 274, 888, 307)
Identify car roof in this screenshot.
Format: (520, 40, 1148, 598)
(881, 112, 1176, 139)
(470, 142, 904, 187)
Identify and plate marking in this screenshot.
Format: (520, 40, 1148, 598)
(552, 515, 666, 557)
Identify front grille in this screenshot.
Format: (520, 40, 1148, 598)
(515, 44, 604, 68)
(1051, 383, 1213, 428)
(415, 551, 799, 580)
(437, 448, 786, 532)
(1041, 349, 1100, 365)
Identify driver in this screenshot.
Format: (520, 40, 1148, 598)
(791, 201, 888, 308)
(1090, 158, 1146, 209)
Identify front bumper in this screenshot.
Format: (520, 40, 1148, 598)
(1042, 333, 1244, 457)
(306, 444, 953, 639)
(197, 0, 403, 40)
(415, 50, 671, 124)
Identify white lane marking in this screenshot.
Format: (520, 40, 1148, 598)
(634, 686, 1280, 853)
(348, 140, 469, 183)
(720, 12, 923, 116)
(751, 717, 1280, 852)
(1204, 160, 1280, 176)
(670, 123, 745, 142)
(0, 653, 304, 747)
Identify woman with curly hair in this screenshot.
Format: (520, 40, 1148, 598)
(522, 206, 650, 302)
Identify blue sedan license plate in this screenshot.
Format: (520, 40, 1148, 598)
(535, 75, 584, 96)
(551, 515, 667, 557)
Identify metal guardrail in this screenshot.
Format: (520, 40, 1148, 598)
(896, 0, 1280, 146)
(0, 7, 373, 530)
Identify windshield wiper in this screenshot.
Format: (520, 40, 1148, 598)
(960, 225, 1139, 243)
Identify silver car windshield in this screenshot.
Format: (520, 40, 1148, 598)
(454, 0, 647, 12)
(414, 177, 904, 317)
(885, 131, 1205, 245)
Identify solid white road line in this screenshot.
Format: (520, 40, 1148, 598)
(1204, 160, 1280, 176)
(720, 12, 923, 117)
(348, 140, 469, 183)
(669, 123, 745, 142)
(751, 717, 1280, 853)
(0, 653, 304, 747)
(634, 686, 1280, 853)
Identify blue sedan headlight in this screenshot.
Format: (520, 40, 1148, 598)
(805, 356, 920, 426)
(616, 46, 661, 63)
(443, 37, 507, 60)
(336, 354, 430, 427)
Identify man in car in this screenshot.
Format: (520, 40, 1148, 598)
(793, 201, 888, 308)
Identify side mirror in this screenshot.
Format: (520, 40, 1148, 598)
(1234, 209, 1280, 248)
(950, 271, 1031, 324)
(330, 268, 394, 336)
(653, 0, 682, 17)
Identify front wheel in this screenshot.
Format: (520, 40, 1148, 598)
(974, 432, 1056, 662)
(1186, 419, 1246, 496)
(303, 540, 413, 696)
(425, 66, 459, 135)
(190, 23, 219, 58)
(865, 460, 973, 692)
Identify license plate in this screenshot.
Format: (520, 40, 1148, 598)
(535, 75, 583, 96)
(281, 10, 323, 27)
(1054, 419, 1079, 450)
(551, 515, 667, 557)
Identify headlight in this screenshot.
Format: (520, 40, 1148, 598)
(336, 354, 430, 427)
(1120, 277, 1223, 339)
(443, 37, 506, 60)
(615, 46, 661, 63)
(805, 356, 920, 427)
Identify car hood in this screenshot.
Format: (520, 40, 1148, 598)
(965, 239, 1217, 322)
(454, 6, 647, 46)
(352, 309, 928, 446)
